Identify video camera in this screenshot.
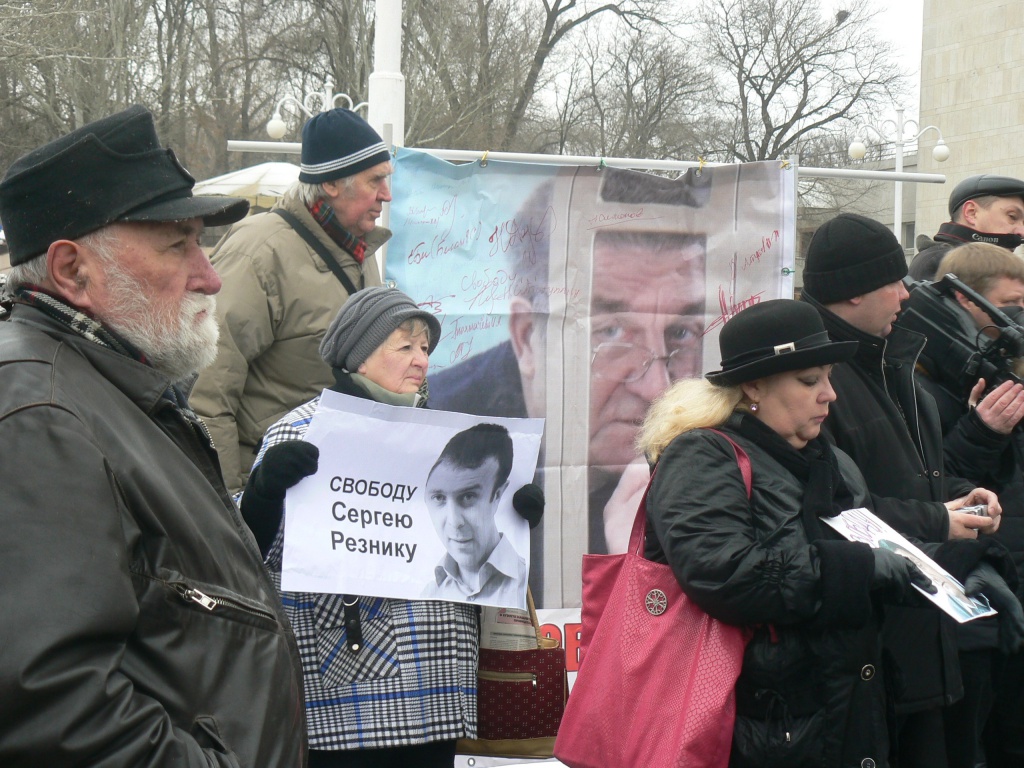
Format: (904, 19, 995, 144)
(895, 273, 1024, 403)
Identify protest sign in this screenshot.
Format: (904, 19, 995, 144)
(824, 506, 995, 623)
(280, 389, 544, 609)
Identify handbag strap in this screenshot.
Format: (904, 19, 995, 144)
(629, 428, 752, 556)
(707, 428, 753, 496)
(273, 208, 361, 297)
(526, 587, 543, 646)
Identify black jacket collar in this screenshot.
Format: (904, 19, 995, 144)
(801, 291, 925, 375)
(9, 303, 176, 416)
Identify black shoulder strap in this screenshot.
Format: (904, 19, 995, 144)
(273, 208, 360, 297)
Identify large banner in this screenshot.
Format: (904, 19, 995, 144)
(387, 149, 796, 607)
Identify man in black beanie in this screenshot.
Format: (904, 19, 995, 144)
(191, 107, 390, 493)
(0, 106, 305, 766)
(909, 173, 1024, 281)
(802, 212, 1024, 768)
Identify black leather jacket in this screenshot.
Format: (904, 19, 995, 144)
(909, 232, 955, 281)
(0, 305, 306, 767)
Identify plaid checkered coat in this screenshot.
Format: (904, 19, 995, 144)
(257, 392, 478, 751)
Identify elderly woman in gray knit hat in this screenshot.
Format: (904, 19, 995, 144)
(239, 286, 541, 768)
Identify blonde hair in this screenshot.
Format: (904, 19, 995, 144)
(636, 378, 744, 463)
(938, 242, 1024, 295)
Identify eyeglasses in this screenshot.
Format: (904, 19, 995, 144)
(591, 342, 698, 383)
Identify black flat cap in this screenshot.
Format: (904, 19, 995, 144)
(948, 174, 1024, 218)
(0, 105, 249, 265)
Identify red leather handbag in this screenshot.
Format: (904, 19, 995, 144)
(555, 430, 751, 768)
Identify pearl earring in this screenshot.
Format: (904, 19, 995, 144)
(750, 403, 759, 412)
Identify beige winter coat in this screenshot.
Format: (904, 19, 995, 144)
(190, 186, 388, 492)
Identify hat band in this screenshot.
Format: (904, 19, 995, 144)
(721, 331, 831, 370)
(300, 141, 388, 177)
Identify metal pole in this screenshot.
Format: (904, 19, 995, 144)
(893, 108, 905, 241)
(224, 141, 947, 185)
(368, 0, 405, 146)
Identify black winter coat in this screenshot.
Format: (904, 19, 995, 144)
(917, 355, 1024, 650)
(909, 232, 955, 281)
(645, 420, 890, 768)
(917, 354, 1024, 577)
(804, 293, 968, 713)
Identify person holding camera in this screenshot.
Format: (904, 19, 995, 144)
(913, 241, 1024, 768)
(801, 214, 1024, 768)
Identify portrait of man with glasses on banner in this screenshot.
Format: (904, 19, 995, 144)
(432, 167, 708, 558)
(587, 228, 706, 554)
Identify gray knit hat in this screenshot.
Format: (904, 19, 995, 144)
(319, 287, 441, 371)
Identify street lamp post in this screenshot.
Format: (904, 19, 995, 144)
(265, 78, 368, 139)
(848, 108, 950, 243)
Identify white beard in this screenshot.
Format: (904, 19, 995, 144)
(100, 263, 219, 382)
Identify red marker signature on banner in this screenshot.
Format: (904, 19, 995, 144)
(743, 230, 780, 270)
(488, 206, 553, 263)
(416, 294, 454, 315)
(703, 286, 765, 335)
(585, 208, 660, 230)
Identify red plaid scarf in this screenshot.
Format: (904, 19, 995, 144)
(309, 199, 367, 264)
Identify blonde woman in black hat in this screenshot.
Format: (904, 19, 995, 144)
(239, 286, 542, 768)
(637, 299, 936, 768)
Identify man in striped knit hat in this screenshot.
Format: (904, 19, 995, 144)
(191, 107, 391, 493)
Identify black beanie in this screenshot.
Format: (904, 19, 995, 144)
(803, 213, 908, 304)
(298, 109, 390, 184)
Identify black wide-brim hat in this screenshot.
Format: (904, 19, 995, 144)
(705, 299, 858, 387)
(0, 105, 249, 265)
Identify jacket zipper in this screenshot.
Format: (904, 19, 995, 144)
(172, 581, 276, 622)
(880, 339, 931, 476)
(478, 670, 537, 690)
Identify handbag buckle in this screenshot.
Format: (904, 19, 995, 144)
(645, 589, 668, 616)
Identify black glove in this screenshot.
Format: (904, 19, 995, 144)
(252, 440, 320, 499)
(965, 561, 1024, 655)
(240, 441, 319, 557)
(872, 548, 937, 603)
(512, 483, 545, 529)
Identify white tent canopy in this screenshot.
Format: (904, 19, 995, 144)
(194, 161, 299, 211)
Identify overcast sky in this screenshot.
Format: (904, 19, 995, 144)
(876, 0, 924, 106)
(833, 0, 925, 119)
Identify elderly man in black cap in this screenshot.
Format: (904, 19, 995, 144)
(191, 107, 390, 493)
(802, 213, 1024, 768)
(0, 106, 305, 766)
(909, 174, 1024, 281)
